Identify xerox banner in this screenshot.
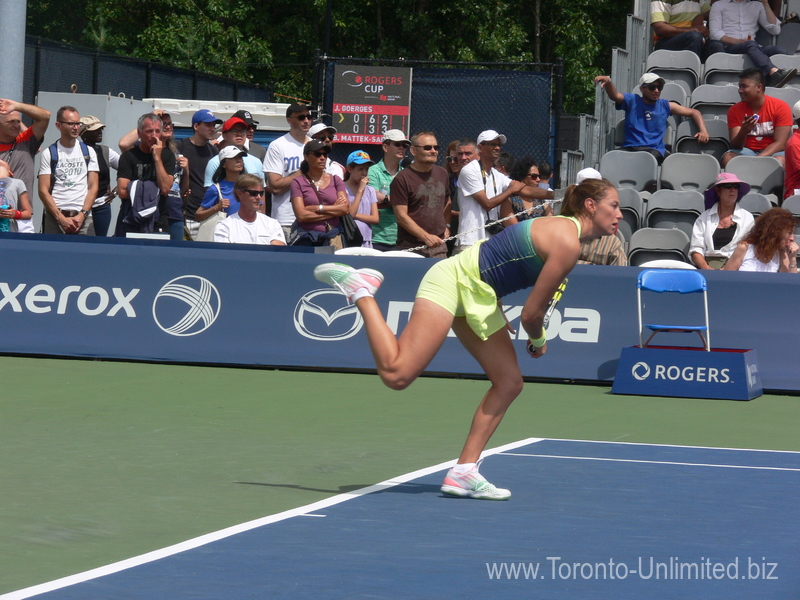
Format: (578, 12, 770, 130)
(0, 235, 798, 392)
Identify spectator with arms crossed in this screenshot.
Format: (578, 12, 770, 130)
(595, 72, 709, 164)
(723, 67, 793, 167)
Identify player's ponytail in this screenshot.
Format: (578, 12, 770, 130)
(560, 179, 615, 217)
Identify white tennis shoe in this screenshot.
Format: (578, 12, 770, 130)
(440, 465, 511, 501)
(314, 262, 384, 302)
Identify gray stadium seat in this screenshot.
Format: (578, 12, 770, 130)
(645, 190, 705, 238)
(600, 150, 659, 192)
(646, 50, 703, 92)
(725, 155, 785, 198)
(764, 85, 800, 109)
(618, 188, 645, 242)
(739, 193, 774, 217)
(660, 152, 720, 192)
(702, 53, 754, 86)
(690, 84, 741, 119)
(674, 118, 730, 161)
(781, 194, 800, 216)
(628, 227, 692, 266)
(775, 22, 800, 56)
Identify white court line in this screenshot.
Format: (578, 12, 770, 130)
(500, 453, 800, 472)
(535, 437, 800, 455)
(0, 437, 543, 600)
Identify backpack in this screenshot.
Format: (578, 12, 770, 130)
(48, 141, 91, 194)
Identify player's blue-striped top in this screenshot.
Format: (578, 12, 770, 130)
(478, 216, 580, 298)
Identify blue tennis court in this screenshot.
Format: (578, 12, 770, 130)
(6, 439, 799, 600)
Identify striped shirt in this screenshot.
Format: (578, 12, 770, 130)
(651, 0, 711, 40)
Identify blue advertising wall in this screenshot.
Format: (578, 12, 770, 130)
(1, 235, 798, 392)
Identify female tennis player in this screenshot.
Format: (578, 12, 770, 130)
(314, 178, 622, 500)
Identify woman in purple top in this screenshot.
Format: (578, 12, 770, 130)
(289, 140, 350, 247)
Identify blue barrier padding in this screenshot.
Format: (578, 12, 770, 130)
(0, 236, 798, 391)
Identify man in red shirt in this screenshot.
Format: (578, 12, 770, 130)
(783, 100, 800, 200)
(0, 98, 51, 232)
(723, 68, 792, 168)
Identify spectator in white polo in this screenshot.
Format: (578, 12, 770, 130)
(214, 173, 286, 245)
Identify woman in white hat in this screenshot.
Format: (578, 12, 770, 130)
(690, 172, 756, 269)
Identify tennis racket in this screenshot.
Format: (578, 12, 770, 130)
(527, 278, 568, 353)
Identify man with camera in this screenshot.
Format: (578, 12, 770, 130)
(454, 130, 525, 254)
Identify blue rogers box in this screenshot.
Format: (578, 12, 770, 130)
(612, 346, 762, 401)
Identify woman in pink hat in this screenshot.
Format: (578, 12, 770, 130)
(689, 172, 756, 269)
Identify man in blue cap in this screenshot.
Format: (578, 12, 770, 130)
(175, 108, 223, 240)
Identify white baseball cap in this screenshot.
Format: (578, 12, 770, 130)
(477, 130, 507, 145)
(639, 72, 666, 87)
(576, 168, 602, 184)
(792, 99, 800, 121)
(309, 123, 337, 137)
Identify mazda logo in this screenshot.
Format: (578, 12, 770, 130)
(294, 289, 363, 341)
(152, 275, 221, 336)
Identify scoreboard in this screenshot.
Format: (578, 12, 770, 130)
(331, 65, 412, 144)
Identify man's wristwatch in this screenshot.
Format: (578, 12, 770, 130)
(79, 209, 90, 218)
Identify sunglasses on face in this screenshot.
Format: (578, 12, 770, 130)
(389, 141, 410, 148)
(718, 183, 740, 190)
(528, 172, 540, 179)
(311, 150, 330, 158)
(294, 114, 313, 121)
(243, 189, 264, 197)
(413, 144, 439, 151)
(314, 134, 335, 141)
(645, 84, 664, 91)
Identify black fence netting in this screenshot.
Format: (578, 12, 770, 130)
(24, 36, 272, 104)
(318, 57, 561, 169)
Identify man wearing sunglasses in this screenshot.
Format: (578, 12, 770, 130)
(213, 173, 286, 245)
(309, 122, 345, 180)
(263, 103, 313, 240)
(391, 131, 451, 258)
(595, 72, 710, 164)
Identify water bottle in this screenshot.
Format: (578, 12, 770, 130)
(0, 205, 11, 232)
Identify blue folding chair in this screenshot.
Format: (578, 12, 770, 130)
(637, 269, 711, 351)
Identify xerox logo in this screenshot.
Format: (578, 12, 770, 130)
(0, 282, 139, 317)
(152, 276, 221, 337)
(294, 289, 363, 341)
(632, 362, 651, 380)
(629, 361, 731, 384)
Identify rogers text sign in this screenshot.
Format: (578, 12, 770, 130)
(332, 65, 412, 144)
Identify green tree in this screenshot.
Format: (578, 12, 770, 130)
(26, 0, 630, 113)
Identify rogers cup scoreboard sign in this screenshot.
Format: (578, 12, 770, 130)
(332, 65, 412, 144)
